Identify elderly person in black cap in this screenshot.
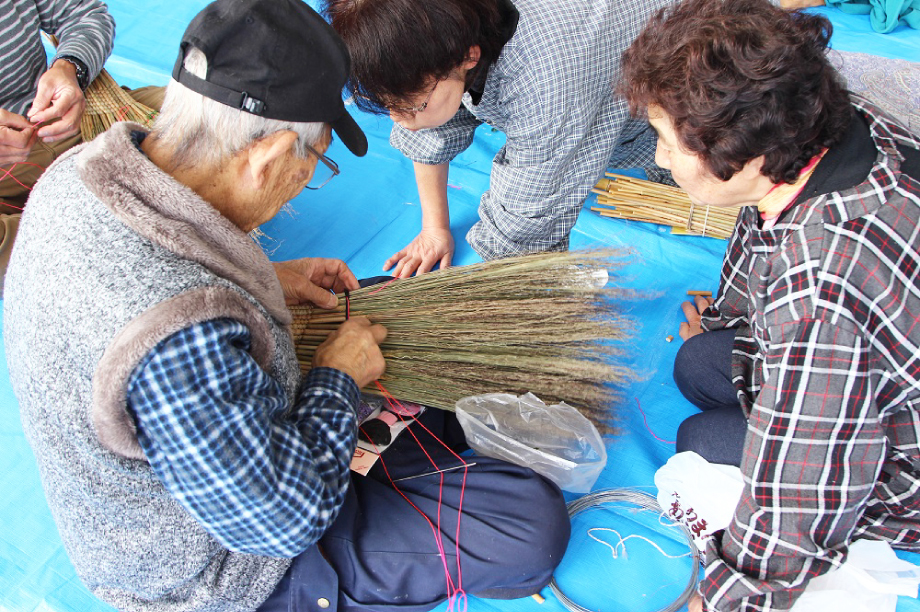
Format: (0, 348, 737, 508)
(3, 1, 570, 611)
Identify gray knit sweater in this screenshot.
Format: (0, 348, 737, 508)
(4, 123, 300, 611)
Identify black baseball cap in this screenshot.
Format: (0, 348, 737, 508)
(173, 0, 367, 156)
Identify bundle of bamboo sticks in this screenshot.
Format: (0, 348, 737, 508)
(47, 35, 158, 141)
(591, 173, 739, 239)
(290, 250, 639, 432)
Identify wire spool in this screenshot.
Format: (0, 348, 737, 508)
(548, 489, 700, 612)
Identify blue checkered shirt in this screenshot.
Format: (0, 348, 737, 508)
(390, 0, 671, 259)
(126, 318, 359, 558)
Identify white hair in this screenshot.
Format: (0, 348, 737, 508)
(150, 48, 326, 168)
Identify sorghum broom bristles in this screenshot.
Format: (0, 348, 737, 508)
(290, 249, 639, 432)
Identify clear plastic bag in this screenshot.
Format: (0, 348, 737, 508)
(454, 392, 607, 493)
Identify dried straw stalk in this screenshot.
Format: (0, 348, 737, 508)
(290, 249, 638, 431)
(47, 35, 158, 141)
(78, 69, 158, 140)
(591, 173, 739, 239)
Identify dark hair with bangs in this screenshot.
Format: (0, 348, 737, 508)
(619, 0, 852, 184)
(324, 0, 504, 115)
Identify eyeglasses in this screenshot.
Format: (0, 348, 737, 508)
(304, 143, 340, 190)
(387, 79, 441, 116)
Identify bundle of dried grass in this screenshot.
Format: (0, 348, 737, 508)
(591, 173, 739, 239)
(290, 249, 638, 431)
(47, 35, 158, 141)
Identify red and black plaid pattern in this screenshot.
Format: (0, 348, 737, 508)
(698, 99, 920, 611)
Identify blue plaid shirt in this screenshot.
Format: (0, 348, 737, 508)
(390, 0, 670, 259)
(126, 318, 359, 558)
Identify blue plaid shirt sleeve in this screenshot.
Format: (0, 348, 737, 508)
(126, 318, 359, 558)
(387, 0, 666, 259)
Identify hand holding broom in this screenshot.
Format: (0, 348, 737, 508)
(291, 249, 640, 432)
(313, 316, 388, 389)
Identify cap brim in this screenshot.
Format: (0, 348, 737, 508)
(331, 110, 368, 157)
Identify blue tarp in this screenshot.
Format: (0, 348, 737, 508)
(1, 2, 919, 611)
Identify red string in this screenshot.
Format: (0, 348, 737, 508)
(635, 397, 675, 445)
(0, 161, 46, 208)
(367, 278, 397, 295)
(372, 380, 469, 612)
(351, 277, 468, 610)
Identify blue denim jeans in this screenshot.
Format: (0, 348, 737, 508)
(672, 329, 747, 466)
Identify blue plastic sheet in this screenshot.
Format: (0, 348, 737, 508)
(2, 2, 919, 612)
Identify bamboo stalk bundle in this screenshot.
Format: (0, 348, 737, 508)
(46, 35, 158, 141)
(290, 249, 639, 432)
(591, 173, 739, 239)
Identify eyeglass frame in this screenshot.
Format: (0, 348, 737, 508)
(303, 143, 340, 190)
(386, 78, 442, 116)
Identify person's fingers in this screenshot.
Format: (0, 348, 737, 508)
(681, 300, 701, 322)
(0, 111, 33, 130)
(28, 85, 55, 120)
(694, 294, 714, 313)
(303, 283, 338, 309)
(368, 322, 388, 344)
(440, 251, 452, 270)
(0, 125, 35, 149)
(393, 257, 419, 279)
(38, 107, 82, 141)
(416, 254, 438, 274)
(678, 321, 692, 341)
(383, 249, 406, 271)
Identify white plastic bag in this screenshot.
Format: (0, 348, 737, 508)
(455, 392, 607, 493)
(791, 540, 920, 612)
(654, 452, 920, 612)
(654, 451, 745, 553)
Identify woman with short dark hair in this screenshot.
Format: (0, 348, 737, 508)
(621, 0, 920, 610)
(325, 0, 673, 276)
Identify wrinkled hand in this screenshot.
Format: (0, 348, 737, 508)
(274, 258, 359, 308)
(0, 110, 38, 166)
(313, 316, 387, 388)
(383, 226, 454, 278)
(27, 60, 86, 142)
(688, 593, 704, 612)
(678, 294, 715, 341)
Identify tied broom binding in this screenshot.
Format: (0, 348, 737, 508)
(291, 249, 640, 432)
(591, 173, 740, 240)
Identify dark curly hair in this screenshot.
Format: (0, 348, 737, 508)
(323, 0, 505, 115)
(619, 0, 852, 184)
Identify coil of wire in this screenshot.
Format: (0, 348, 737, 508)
(548, 489, 701, 612)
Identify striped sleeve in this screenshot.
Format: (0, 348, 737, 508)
(1, 0, 113, 115)
(39, 0, 114, 82)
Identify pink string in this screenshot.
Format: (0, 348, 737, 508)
(635, 397, 675, 445)
(0, 161, 47, 209)
(367, 278, 398, 295)
(372, 380, 469, 612)
(349, 279, 467, 611)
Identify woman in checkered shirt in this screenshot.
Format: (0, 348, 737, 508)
(621, 0, 920, 610)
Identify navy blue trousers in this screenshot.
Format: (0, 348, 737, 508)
(257, 407, 570, 612)
(672, 329, 748, 467)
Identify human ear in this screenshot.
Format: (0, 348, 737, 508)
(247, 130, 299, 189)
(463, 45, 481, 70)
(739, 155, 767, 179)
